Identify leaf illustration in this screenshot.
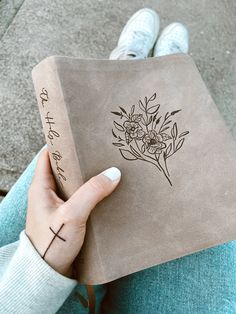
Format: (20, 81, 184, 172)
(112, 142, 125, 147)
(176, 138, 185, 151)
(141, 143, 145, 153)
(171, 122, 178, 140)
(112, 129, 118, 138)
(131, 104, 135, 115)
(153, 112, 158, 122)
(119, 149, 138, 160)
(147, 104, 160, 114)
(119, 106, 127, 114)
(164, 112, 169, 120)
(155, 116, 162, 126)
(147, 116, 152, 125)
(111, 111, 122, 116)
(166, 143, 172, 155)
(179, 131, 189, 138)
(114, 121, 124, 132)
(139, 100, 146, 111)
(164, 120, 172, 126)
(144, 96, 148, 105)
(130, 145, 142, 158)
(161, 126, 170, 132)
(170, 109, 181, 116)
(148, 93, 156, 102)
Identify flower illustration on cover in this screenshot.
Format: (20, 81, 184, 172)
(111, 92, 189, 186)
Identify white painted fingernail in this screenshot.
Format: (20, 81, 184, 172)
(101, 167, 121, 182)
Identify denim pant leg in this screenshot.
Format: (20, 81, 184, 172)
(102, 240, 236, 314)
(0, 148, 44, 247)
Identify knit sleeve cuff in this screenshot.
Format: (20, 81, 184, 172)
(0, 229, 78, 314)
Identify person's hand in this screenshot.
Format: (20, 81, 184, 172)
(25, 148, 121, 277)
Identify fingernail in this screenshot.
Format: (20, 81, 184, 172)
(101, 167, 121, 182)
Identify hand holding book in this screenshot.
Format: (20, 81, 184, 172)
(25, 148, 121, 277)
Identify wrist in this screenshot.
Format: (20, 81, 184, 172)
(25, 229, 73, 278)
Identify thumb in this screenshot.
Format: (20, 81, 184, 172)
(60, 167, 121, 223)
(32, 148, 57, 191)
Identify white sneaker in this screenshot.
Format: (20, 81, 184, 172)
(109, 8, 160, 60)
(153, 22, 189, 57)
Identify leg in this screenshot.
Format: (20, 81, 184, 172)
(102, 241, 236, 313)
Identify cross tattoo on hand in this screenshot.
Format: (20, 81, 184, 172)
(42, 223, 66, 259)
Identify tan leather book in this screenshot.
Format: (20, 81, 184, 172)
(32, 54, 236, 284)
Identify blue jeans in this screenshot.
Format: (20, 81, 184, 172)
(1, 148, 236, 313)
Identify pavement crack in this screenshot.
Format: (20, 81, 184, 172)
(0, 0, 25, 41)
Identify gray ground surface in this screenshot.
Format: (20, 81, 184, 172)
(0, 0, 235, 195)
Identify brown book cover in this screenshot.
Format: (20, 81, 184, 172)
(32, 54, 236, 284)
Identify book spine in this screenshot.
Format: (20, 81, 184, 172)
(31, 56, 106, 284)
(31, 56, 83, 200)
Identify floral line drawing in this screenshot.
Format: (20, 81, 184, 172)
(111, 92, 189, 186)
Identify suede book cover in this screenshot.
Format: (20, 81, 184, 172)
(32, 54, 236, 284)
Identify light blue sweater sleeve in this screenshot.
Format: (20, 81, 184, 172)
(0, 230, 78, 314)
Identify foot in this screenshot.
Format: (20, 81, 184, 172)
(109, 8, 160, 60)
(153, 22, 189, 57)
